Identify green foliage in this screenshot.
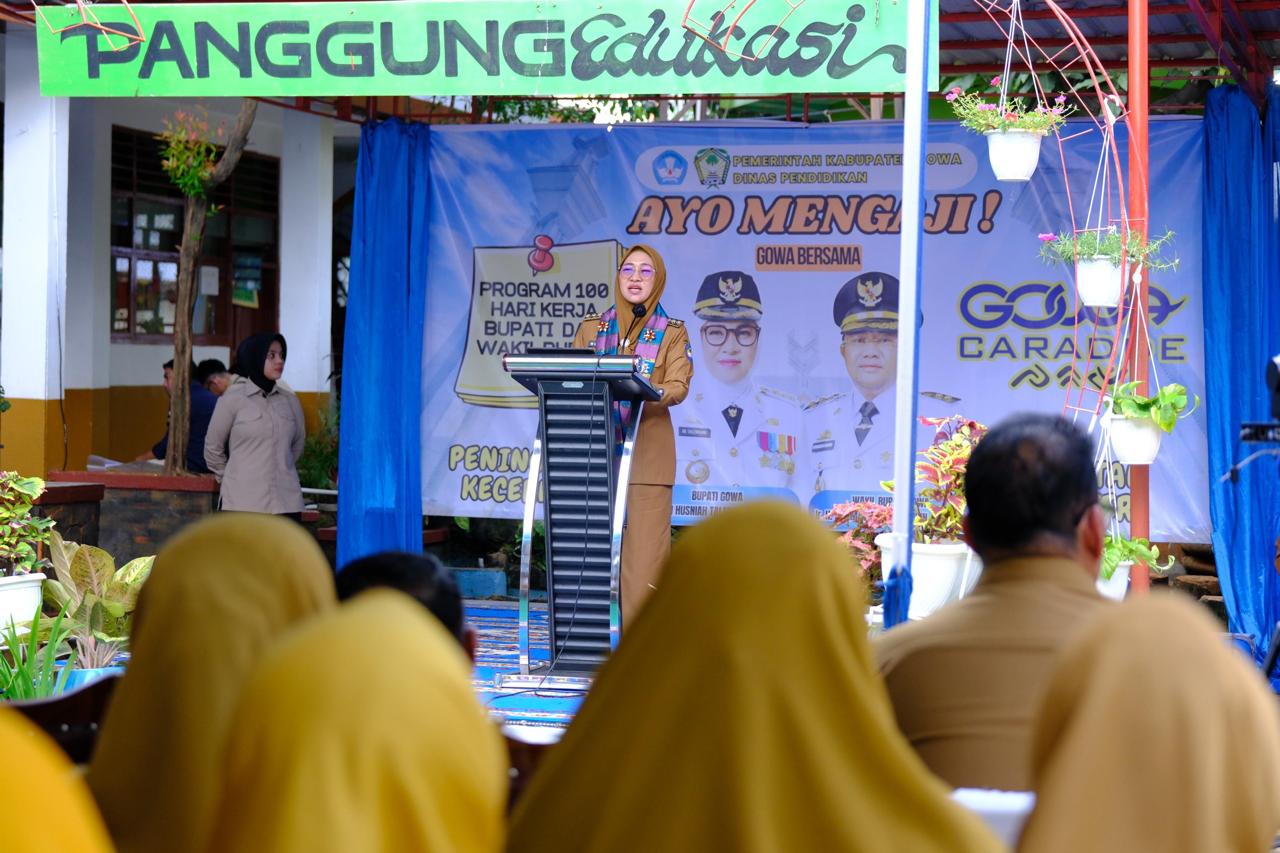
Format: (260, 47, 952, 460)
(1109, 381, 1199, 434)
(42, 530, 153, 643)
(297, 409, 339, 490)
(157, 109, 219, 199)
(826, 416, 988, 547)
(947, 75, 1072, 134)
(1038, 227, 1179, 273)
(0, 605, 75, 700)
(486, 97, 657, 124)
(0, 473, 53, 577)
(0, 384, 10, 415)
(1101, 535, 1174, 581)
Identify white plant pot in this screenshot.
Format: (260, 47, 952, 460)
(876, 535, 983, 621)
(1075, 255, 1123, 307)
(1109, 416, 1164, 465)
(1096, 560, 1132, 601)
(0, 573, 45, 630)
(984, 129, 1044, 182)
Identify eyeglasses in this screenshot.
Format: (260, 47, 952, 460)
(619, 264, 655, 279)
(701, 324, 759, 347)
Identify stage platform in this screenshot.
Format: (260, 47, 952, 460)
(467, 601, 585, 735)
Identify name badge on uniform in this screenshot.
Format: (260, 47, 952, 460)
(679, 426, 712, 438)
(811, 440, 835, 453)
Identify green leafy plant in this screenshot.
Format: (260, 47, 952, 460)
(826, 416, 989, 547)
(1102, 535, 1174, 582)
(70, 630, 125, 671)
(0, 605, 75, 700)
(0, 473, 54, 577)
(0, 384, 11, 415)
(947, 76, 1073, 134)
(1038, 227, 1179, 273)
(1109, 381, 1199, 434)
(297, 408, 339, 490)
(42, 530, 153, 642)
(157, 109, 221, 199)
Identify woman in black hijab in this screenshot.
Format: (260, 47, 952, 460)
(205, 333, 307, 519)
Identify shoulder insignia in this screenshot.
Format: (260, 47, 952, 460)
(584, 312, 601, 322)
(758, 386, 802, 407)
(802, 392, 846, 412)
(921, 390, 961, 404)
(666, 318, 685, 328)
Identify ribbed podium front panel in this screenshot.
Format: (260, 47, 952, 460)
(541, 390, 616, 673)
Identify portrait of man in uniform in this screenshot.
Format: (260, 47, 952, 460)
(803, 271, 934, 500)
(674, 270, 801, 497)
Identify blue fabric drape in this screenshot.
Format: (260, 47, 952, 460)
(1203, 85, 1280, 679)
(337, 121, 431, 569)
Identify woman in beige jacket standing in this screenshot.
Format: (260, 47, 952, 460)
(205, 333, 307, 519)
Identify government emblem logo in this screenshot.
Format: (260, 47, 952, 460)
(857, 277, 884, 308)
(686, 459, 710, 484)
(694, 147, 730, 187)
(718, 276, 743, 303)
(652, 149, 687, 186)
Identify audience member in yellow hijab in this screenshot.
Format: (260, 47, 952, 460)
(1020, 593, 1280, 853)
(0, 707, 113, 853)
(87, 514, 335, 853)
(203, 589, 507, 853)
(509, 501, 1003, 852)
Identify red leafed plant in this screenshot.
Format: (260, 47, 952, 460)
(825, 416, 989, 585)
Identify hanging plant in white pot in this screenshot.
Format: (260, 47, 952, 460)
(1097, 535, 1174, 600)
(1106, 381, 1199, 465)
(947, 77, 1072, 183)
(1038, 227, 1178, 309)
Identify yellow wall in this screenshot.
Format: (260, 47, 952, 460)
(2, 387, 329, 476)
(0, 398, 66, 476)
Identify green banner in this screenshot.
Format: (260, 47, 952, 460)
(36, 1, 938, 98)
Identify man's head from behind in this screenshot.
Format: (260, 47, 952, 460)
(195, 359, 233, 395)
(964, 413, 1104, 574)
(335, 551, 475, 659)
(161, 359, 199, 396)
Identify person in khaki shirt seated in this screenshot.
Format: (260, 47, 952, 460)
(874, 413, 1109, 792)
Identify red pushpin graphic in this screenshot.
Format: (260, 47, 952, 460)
(528, 234, 555, 275)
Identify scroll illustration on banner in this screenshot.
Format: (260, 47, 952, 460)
(454, 238, 621, 407)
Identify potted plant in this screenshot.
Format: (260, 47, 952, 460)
(0, 474, 55, 629)
(824, 498, 892, 607)
(829, 416, 988, 621)
(0, 605, 76, 701)
(1038, 227, 1178, 308)
(1106, 381, 1199, 465)
(1097, 535, 1174, 601)
(947, 78, 1071, 182)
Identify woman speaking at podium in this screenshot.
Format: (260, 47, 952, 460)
(572, 244, 693, 625)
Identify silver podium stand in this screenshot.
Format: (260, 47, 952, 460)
(497, 351, 660, 690)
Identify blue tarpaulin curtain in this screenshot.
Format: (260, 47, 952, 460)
(1203, 84, 1280, 679)
(337, 120, 431, 569)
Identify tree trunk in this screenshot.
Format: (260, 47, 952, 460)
(164, 100, 259, 476)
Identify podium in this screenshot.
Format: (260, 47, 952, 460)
(500, 350, 661, 686)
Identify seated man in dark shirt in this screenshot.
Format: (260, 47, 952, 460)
(135, 358, 218, 473)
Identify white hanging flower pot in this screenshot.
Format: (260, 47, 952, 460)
(875, 534, 982, 621)
(1109, 415, 1164, 465)
(1075, 255, 1123, 307)
(1096, 560, 1131, 601)
(984, 129, 1045, 182)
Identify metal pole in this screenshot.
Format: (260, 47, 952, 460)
(886, 0, 932, 623)
(1127, 0, 1151, 593)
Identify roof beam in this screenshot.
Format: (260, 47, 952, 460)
(940, 1, 1280, 24)
(941, 30, 1280, 52)
(1182, 0, 1271, 103)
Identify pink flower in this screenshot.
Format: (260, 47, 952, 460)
(1051, 106, 1064, 115)
(991, 76, 1001, 87)
(977, 103, 997, 111)
(1004, 112, 1018, 121)
(1055, 94, 1067, 104)
(1038, 232, 1056, 242)
(945, 91, 959, 102)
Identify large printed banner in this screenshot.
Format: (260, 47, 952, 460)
(422, 119, 1210, 542)
(36, 1, 934, 98)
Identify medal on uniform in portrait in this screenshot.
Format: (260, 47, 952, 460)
(686, 460, 710, 484)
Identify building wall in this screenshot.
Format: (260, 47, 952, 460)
(0, 30, 348, 474)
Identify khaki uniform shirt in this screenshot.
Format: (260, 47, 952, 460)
(573, 314, 693, 486)
(204, 376, 307, 513)
(874, 556, 1108, 791)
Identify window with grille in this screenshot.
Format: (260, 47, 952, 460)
(110, 125, 279, 344)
